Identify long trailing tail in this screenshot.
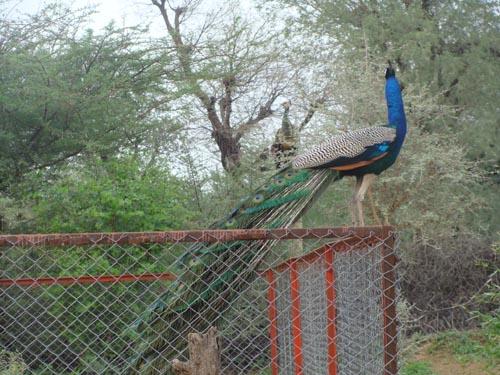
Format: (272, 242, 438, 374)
(124, 166, 341, 374)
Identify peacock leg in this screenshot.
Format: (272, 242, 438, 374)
(356, 174, 377, 227)
(351, 177, 363, 226)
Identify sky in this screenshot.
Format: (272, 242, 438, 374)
(3, 0, 176, 32)
(2, 0, 256, 33)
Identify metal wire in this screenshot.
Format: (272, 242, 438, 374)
(0, 227, 397, 374)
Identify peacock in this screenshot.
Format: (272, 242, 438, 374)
(125, 64, 406, 374)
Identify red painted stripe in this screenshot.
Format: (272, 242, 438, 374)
(381, 240, 398, 375)
(266, 270, 279, 375)
(325, 248, 338, 375)
(0, 273, 176, 288)
(290, 261, 303, 375)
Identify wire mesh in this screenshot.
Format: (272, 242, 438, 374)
(0, 227, 397, 374)
(334, 245, 384, 374)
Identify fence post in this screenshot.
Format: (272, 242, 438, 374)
(171, 326, 221, 375)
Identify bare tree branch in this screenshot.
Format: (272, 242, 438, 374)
(235, 89, 280, 140)
(152, 0, 287, 171)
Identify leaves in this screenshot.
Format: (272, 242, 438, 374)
(29, 158, 197, 233)
(0, 6, 168, 188)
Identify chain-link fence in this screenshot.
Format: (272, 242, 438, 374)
(1, 227, 397, 374)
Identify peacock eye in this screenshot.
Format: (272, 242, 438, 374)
(262, 184, 271, 191)
(284, 170, 295, 179)
(253, 193, 264, 203)
(274, 177, 285, 185)
(225, 218, 238, 228)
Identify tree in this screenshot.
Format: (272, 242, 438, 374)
(0, 4, 168, 190)
(151, 0, 292, 171)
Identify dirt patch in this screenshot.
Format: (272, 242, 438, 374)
(413, 344, 497, 375)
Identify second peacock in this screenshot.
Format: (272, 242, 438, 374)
(126, 64, 407, 374)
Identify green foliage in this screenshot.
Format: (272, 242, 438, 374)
(0, 195, 33, 233)
(402, 315, 500, 374)
(0, 351, 27, 375)
(401, 361, 436, 375)
(0, 4, 168, 189)
(28, 158, 196, 233)
(428, 315, 500, 368)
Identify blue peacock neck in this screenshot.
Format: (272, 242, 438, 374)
(385, 76, 406, 149)
(385, 76, 407, 149)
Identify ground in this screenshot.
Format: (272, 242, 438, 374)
(403, 343, 496, 375)
(402, 323, 499, 375)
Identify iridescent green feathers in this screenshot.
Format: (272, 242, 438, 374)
(219, 169, 313, 228)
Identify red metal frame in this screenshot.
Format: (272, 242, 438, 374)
(325, 249, 338, 375)
(267, 270, 280, 375)
(1, 226, 396, 373)
(264, 228, 397, 375)
(269, 235, 382, 274)
(0, 273, 176, 288)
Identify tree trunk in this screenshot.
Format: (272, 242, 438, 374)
(152, 1, 279, 173)
(171, 327, 221, 375)
(213, 129, 241, 171)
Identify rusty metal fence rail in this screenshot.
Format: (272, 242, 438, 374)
(0, 227, 397, 374)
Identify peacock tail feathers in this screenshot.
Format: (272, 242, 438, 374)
(123, 67, 407, 373)
(124, 166, 341, 374)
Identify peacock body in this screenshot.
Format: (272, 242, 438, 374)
(125, 66, 406, 374)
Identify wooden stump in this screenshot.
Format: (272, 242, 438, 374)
(171, 327, 221, 375)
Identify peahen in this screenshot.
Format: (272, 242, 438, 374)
(125, 65, 406, 374)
